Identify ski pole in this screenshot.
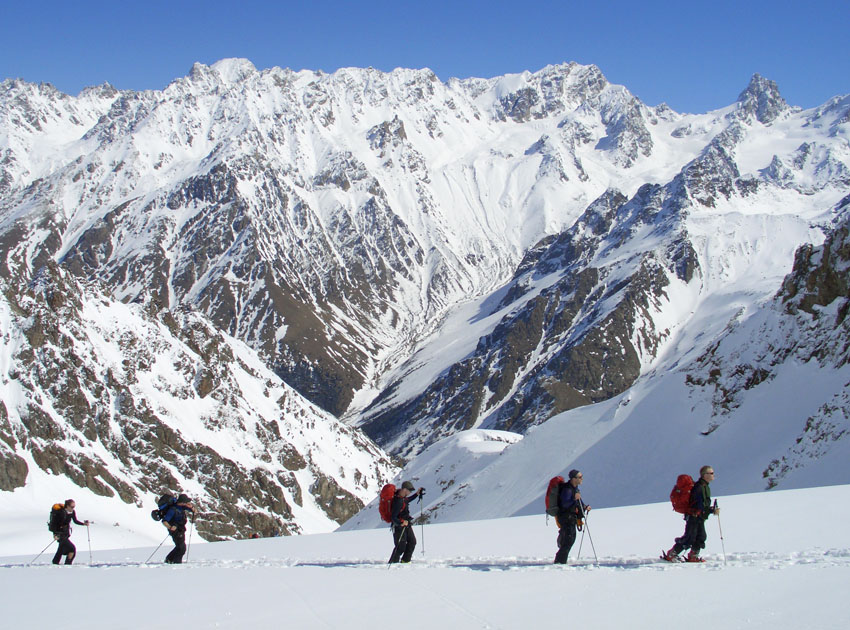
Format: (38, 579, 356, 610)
(186, 519, 193, 563)
(580, 501, 599, 565)
(714, 500, 727, 565)
(419, 495, 425, 557)
(30, 539, 56, 564)
(145, 533, 170, 564)
(86, 524, 93, 565)
(576, 522, 586, 561)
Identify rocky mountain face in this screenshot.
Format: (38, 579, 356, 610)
(0, 60, 702, 424)
(357, 76, 850, 458)
(686, 196, 850, 488)
(1, 60, 849, 525)
(0, 253, 395, 539)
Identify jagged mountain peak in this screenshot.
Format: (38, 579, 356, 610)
(735, 72, 789, 124)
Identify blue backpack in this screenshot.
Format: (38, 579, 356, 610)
(150, 494, 176, 521)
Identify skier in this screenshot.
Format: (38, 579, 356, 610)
(51, 499, 89, 565)
(554, 470, 590, 564)
(663, 466, 720, 562)
(388, 481, 424, 564)
(161, 494, 194, 564)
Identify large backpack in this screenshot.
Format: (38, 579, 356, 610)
(545, 476, 565, 517)
(378, 484, 396, 523)
(47, 503, 64, 533)
(151, 494, 176, 522)
(670, 474, 695, 514)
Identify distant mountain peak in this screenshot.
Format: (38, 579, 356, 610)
(736, 73, 788, 124)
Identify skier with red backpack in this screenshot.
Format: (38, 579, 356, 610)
(380, 481, 425, 564)
(550, 470, 590, 565)
(663, 466, 720, 562)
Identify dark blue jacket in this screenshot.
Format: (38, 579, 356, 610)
(557, 483, 584, 521)
(162, 505, 192, 530)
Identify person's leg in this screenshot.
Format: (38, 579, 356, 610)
(674, 517, 699, 554)
(554, 522, 576, 564)
(64, 540, 76, 565)
(165, 531, 186, 563)
(389, 526, 405, 563)
(400, 528, 417, 562)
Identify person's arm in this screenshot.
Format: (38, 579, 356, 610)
(390, 497, 406, 526)
(689, 484, 705, 517)
(71, 510, 89, 526)
(162, 507, 177, 530)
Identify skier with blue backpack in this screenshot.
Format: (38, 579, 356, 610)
(156, 494, 194, 564)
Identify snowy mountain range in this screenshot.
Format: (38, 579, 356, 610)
(1, 59, 848, 535)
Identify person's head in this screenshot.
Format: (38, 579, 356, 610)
(568, 470, 583, 486)
(176, 494, 191, 505)
(400, 481, 415, 497)
(699, 466, 715, 482)
(64, 499, 76, 512)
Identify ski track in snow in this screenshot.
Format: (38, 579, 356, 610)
(7, 548, 849, 572)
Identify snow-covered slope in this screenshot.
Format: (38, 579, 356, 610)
(347, 201, 850, 526)
(2, 485, 848, 630)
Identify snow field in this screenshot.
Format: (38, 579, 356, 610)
(1, 485, 847, 629)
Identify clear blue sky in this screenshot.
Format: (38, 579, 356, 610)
(1, 0, 848, 113)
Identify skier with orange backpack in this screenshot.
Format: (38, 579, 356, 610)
(663, 466, 720, 562)
(48, 499, 89, 565)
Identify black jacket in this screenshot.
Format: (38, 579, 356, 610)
(689, 479, 713, 520)
(53, 509, 85, 537)
(390, 491, 422, 526)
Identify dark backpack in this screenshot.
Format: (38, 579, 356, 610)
(378, 484, 396, 523)
(151, 494, 176, 522)
(670, 474, 695, 514)
(48, 503, 64, 532)
(545, 476, 565, 517)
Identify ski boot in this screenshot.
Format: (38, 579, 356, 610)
(686, 550, 706, 563)
(660, 547, 679, 562)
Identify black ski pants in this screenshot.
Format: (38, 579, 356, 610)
(52, 536, 76, 565)
(554, 519, 577, 564)
(674, 515, 707, 553)
(165, 528, 187, 564)
(388, 524, 416, 563)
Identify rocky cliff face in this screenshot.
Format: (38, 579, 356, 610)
(0, 60, 703, 423)
(0, 253, 395, 539)
(684, 196, 850, 487)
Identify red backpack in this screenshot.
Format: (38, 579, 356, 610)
(670, 474, 694, 514)
(378, 484, 397, 523)
(545, 476, 565, 516)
